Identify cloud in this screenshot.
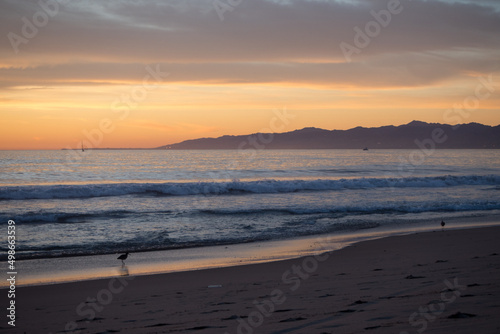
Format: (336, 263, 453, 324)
(1, 50, 498, 89)
(0, 0, 499, 89)
(125, 119, 219, 134)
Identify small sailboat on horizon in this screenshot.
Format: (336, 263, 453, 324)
(81, 141, 85, 152)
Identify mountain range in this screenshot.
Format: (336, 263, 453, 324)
(157, 121, 500, 150)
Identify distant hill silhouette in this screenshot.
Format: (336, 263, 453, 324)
(157, 121, 500, 149)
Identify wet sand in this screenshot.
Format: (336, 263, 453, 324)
(5, 225, 500, 333)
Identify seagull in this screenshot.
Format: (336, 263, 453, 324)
(117, 252, 130, 264)
(441, 221, 445, 231)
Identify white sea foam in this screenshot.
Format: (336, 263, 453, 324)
(1, 175, 499, 200)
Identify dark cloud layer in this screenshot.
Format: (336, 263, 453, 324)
(1, 0, 499, 88)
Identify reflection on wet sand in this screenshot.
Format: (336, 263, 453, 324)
(118, 264, 130, 276)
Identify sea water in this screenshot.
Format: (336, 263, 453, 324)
(1, 149, 500, 264)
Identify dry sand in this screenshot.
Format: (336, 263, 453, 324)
(4, 226, 500, 334)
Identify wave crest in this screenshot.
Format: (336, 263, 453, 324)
(1, 175, 499, 200)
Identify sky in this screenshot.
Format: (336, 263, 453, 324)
(1, 0, 499, 149)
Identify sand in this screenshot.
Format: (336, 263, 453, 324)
(4, 226, 500, 334)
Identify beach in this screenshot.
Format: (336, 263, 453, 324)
(5, 225, 500, 334)
(1, 150, 499, 333)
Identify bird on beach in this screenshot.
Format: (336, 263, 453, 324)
(441, 221, 445, 231)
(117, 252, 130, 264)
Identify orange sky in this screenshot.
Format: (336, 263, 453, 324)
(1, 0, 499, 150)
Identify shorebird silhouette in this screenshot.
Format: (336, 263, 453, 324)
(117, 252, 130, 264)
(441, 221, 445, 231)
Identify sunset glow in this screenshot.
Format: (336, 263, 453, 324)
(1, 0, 500, 149)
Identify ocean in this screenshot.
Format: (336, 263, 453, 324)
(2, 149, 500, 266)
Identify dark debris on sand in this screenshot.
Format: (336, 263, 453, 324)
(448, 312, 477, 319)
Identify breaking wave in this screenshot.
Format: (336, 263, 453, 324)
(1, 175, 499, 200)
